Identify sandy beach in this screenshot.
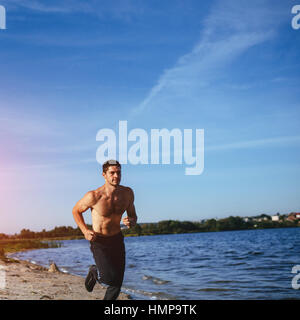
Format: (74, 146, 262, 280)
(0, 258, 131, 300)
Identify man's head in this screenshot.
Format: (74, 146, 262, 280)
(102, 160, 121, 186)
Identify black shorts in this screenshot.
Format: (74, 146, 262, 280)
(90, 231, 126, 287)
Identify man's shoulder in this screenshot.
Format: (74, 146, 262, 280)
(120, 186, 134, 201)
(93, 186, 106, 198)
(83, 190, 96, 201)
(120, 185, 134, 193)
(84, 189, 102, 203)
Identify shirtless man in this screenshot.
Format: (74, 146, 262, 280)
(72, 160, 137, 300)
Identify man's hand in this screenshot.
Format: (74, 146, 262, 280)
(122, 216, 137, 228)
(83, 229, 96, 241)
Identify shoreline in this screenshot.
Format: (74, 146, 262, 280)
(1, 224, 299, 243)
(2, 227, 299, 300)
(0, 256, 131, 300)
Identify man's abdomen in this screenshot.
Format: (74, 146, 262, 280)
(91, 210, 123, 236)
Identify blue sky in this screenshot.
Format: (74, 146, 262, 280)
(0, 0, 300, 234)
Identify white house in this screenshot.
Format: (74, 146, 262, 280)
(271, 214, 280, 221)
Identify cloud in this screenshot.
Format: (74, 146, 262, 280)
(2, 0, 145, 20)
(206, 136, 300, 152)
(131, 0, 285, 116)
(0, 155, 98, 174)
(0, 112, 64, 138)
(2, 0, 80, 13)
(25, 143, 97, 154)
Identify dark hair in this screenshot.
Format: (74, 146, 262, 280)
(102, 160, 121, 173)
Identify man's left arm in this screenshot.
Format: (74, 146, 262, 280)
(123, 188, 138, 228)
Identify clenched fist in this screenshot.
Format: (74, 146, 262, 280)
(83, 229, 96, 241)
(122, 216, 136, 228)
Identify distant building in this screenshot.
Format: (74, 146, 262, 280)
(251, 214, 271, 222)
(271, 213, 280, 222)
(256, 217, 269, 222)
(287, 213, 300, 222)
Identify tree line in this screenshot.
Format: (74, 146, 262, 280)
(1, 216, 298, 240)
(0, 225, 85, 240)
(122, 216, 299, 236)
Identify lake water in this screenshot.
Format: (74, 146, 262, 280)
(11, 228, 300, 300)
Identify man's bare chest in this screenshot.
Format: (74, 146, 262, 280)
(93, 193, 129, 215)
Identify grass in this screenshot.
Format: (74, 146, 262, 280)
(0, 239, 62, 262)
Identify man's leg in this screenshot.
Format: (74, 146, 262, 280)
(103, 285, 121, 300)
(89, 232, 126, 300)
(85, 265, 98, 292)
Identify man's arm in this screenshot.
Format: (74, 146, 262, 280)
(123, 188, 138, 228)
(72, 191, 97, 240)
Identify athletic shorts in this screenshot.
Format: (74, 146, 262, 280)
(90, 231, 126, 287)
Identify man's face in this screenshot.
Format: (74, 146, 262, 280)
(103, 166, 121, 186)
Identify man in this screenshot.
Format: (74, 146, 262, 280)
(72, 160, 137, 300)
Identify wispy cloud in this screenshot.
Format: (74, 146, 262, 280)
(0, 157, 96, 173)
(26, 143, 97, 154)
(131, 0, 285, 116)
(5, 135, 299, 173)
(2, 0, 145, 20)
(2, 32, 172, 48)
(0, 112, 64, 138)
(206, 136, 300, 152)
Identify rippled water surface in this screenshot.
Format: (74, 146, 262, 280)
(11, 228, 300, 300)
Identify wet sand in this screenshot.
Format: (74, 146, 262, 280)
(0, 258, 131, 300)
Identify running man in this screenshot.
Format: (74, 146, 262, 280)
(72, 160, 137, 300)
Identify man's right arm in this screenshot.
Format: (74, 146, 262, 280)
(72, 191, 96, 240)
